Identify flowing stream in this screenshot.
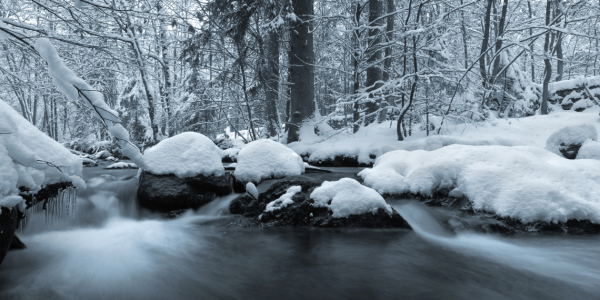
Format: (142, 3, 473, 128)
(1, 163, 600, 299)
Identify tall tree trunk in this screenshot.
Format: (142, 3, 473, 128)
(528, 0, 535, 81)
(288, 0, 315, 143)
(352, 2, 362, 133)
(159, 10, 172, 137)
(364, 0, 383, 126)
(379, 0, 394, 123)
(492, 0, 509, 79)
(480, 0, 493, 86)
(460, 0, 469, 71)
(541, 0, 552, 115)
(555, 0, 564, 81)
(265, 26, 280, 137)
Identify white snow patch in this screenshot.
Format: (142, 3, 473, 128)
(105, 162, 138, 169)
(234, 139, 304, 183)
(310, 178, 393, 218)
(0, 100, 83, 209)
(144, 132, 224, 178)
(359, 144, 600, 224)
(246, 182, 258, 199)
(264, 185, 302, 212)
(577, 139, 600, 160)
(545, 124, 597, 156)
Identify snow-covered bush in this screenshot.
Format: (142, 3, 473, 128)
(310, 178, 392, 218)
(234, 139, 305, 182)
(359, 144, 600, 224)
(545, 124, 597, 157)
(0, 100, 84, 210)
(144, 132, 224, 178)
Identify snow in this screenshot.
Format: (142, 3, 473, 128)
(577, 139, 600, 160)
(246, 182, 258, 199)
(264, 185, 302, 212)
(290, 109, 600, 165)
(105, 162, 138, 169)
(359, 144, 600, 224)
(310, 178, 393, 218)
(234, 139, 305, 183)
(144, 132, 224, 178)
(548, 76, 600, 92)
(545, 124, 597, 156)
(0, 100, 84, 210)
(94, 150, 111, 159)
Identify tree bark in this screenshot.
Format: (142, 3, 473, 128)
(542, 0, 552, 115)
(364, 0, 383, 126)
(380, 0, 394, 123)
(288, 0, 315, 143)
(492, 0, 509, 79)
(265, 26, 280, 137)
(555, 0, 564, 81)
(479, 0, 493, 86)
(528, 0, 535, 81)
(352, 2, 362, 133)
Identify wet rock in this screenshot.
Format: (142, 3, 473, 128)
(302, 155, 373, 167)
(230, 180, 410, 229)
(9, 235, 27, 250)
(0, 207, 19, 265)
(137, 172, 231, 212)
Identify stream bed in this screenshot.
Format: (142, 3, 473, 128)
(1, 163, 599, 299)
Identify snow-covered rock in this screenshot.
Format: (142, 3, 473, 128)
(234, 139, 305, 183)
(310, 178, 393, 218)
(246, 182, 258, 199)
(359, 144, 600, 224)
(0, 100, 83, 210)
(545, 124, 597, 159)
(576, 139, 600, 160)
(230, 180, 410, 228)
(144, 132, 224, 178)
(105, 162, 138, 169)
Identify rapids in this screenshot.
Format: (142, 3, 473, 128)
(1, 162, 599, 299)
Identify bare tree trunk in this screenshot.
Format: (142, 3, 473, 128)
(288, 0, 315, 143)
(542, 0, 552, 115)
(352, 2, 362, 133)
(379, 0, 394, 123)
(492, 0, 509, 79)
(528, 0, 535, 81)
(555, 0, 564, 81)
(480, 0, 493, 86)
(265, 27, 280, 137)
(364, 0, 383, 126)
(460, 0, 469, 71)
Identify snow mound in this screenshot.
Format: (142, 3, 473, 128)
(246, 182, 258, 199)
(264, 185, 301, 212)
(0, 100, 83, 209)
(359, 144, 600, 224)
(234, 139, 305, 182)
(105, 162, 138, 169)
(310, 178, 392, 218)
(545, 124, 597, 156)
(577, 139, 600, 160)
(144, 132, 224, 178)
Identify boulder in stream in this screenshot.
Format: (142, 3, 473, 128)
(0, 207, 19, 265)
(230, 179, 410, 229)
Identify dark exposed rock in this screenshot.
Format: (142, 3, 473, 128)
(0, 207, 19, 265)
(9, 235, 27, 250)
(559, 143, 582, 159)
(301, 155, 374, 168)
(137, 171, 231, 212)
(230, 180, 411, 229)
(20, 182, 74, 208)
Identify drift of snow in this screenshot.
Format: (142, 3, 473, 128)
(246, 182, 258, 199)
(144, 132, 224, 178)
(545, 124, 597, 156)
(577, 139, 600, 160)
(0, 100, 84, 210)
(310, 178, 392, 218)
(359, 144, 600, 224)
(234, 139, 305, 183)
(264, 185, 301, 212)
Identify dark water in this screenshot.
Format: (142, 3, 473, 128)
(1, 164, 600, 300)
